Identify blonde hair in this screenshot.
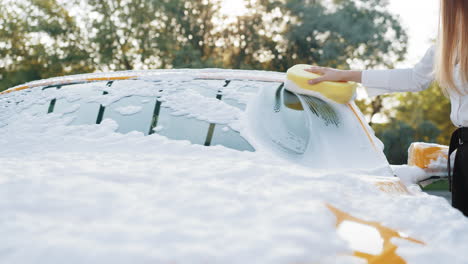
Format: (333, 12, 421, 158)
(435, 0, 468, 94)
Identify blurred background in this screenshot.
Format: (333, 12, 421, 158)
(0, 0, 452, 167)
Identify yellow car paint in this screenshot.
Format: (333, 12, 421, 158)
(0, 76, 137, 95)
(327, 204, 424, 264)
(408, 142, 449, 169)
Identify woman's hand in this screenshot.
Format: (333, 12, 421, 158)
(305, 66, 362, 85)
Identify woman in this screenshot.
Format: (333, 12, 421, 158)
(306, 0, 468, 216)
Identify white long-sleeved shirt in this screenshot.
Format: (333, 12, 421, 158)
(362, 46, 467, 128)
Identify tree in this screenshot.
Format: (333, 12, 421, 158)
(371, 83, 451, 165)
(354, 47, 453, 163)
(391, 82, 454, 144)
(219, 0, 283, 70)
(1, 0, 408, 92)
(85, 0, 167, 70)
(217, 0, 408, 72)
(278, 0, 408, 70)
(374, 120, 415, 164)
(0, 0, 93, 91)
(160, 0, 222, 68)
(374, 118, 443, 165)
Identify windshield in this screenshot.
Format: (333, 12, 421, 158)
(3, 78, 283, 152)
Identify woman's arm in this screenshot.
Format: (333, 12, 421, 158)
(306, 68, 362, 84)
(306, 46, 436, 97)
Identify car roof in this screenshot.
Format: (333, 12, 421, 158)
(0, 69, 285, 96)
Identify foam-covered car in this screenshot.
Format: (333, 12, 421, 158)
(0, 69, 465, 264)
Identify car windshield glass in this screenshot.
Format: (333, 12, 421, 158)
(9, 78, 275, 152)
(252, 84, 310, 155)
(50, 82, 105, 125)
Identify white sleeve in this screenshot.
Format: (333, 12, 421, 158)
(362, 46, 436, 97)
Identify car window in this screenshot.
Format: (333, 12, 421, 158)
(102, 95, 156, 135)
(50, 82, 106, 125)
(10, 89, 54, 118)
(280, 89, 310, 148)
(221, 80, 264, 111)
(8, 78, 275, 152)
(253, 83, 310, 155)
(20, 101, 50, 117)
(210, 125, 254, 151)
(156, 112, 211, 145)
(152, 79, 254, 150)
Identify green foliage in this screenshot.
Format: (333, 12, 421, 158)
(355, 95, 393, 126)
(0, 0, 94, 91)
(86, 0, 167, 70)
(356, 83, 453, 164)
(171, 44, 219, 68)
(392, 82, 454, 144)
(374, 120, 416, 164)
(0, 0, 408, 92)
(364, 82, 453, 165)
(374, 118, 442, 165)
(281, 0, 407, 70)
(158, 0, 223, 68)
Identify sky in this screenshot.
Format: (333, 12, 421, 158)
(387, 0, 439, 67)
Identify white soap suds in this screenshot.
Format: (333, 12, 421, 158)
(153, 125, 164, 132)
(0, 112, 466, 264)
(392, 165, 429, 185)
(115, 105, 143, 116)
(61, 104, 81, 114)
(1, 70, 468, 264)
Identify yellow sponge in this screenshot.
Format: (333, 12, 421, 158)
(285, 64, 357, 104)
